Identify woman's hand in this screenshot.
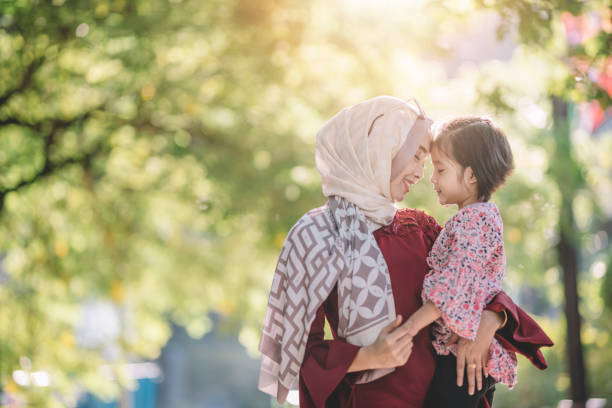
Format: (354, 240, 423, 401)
(348, 315, 413, 372)
(453, 310, 503, 395)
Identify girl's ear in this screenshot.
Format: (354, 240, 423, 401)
(464, 166, 478, 186)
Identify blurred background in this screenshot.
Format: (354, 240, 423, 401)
(0, 0, 611, 407)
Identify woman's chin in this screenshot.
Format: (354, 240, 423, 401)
(392, 192, 407, 202)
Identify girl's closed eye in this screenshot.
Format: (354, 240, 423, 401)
(437, 168, 445, 174)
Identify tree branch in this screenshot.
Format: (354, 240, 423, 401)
(0, 110, 94, 132)
(0, 117, 28, 127)
(0, 56, 45, 108)
(0, 139, 108, 212)
(0, 108, 104, 213)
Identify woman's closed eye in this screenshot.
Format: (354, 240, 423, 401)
(436, 168, 445, 174)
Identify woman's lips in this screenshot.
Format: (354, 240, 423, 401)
(404, 181, 416, 193)
(404, 179, 417, 192)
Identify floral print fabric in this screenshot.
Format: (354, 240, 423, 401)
(422, 202, 518, 388)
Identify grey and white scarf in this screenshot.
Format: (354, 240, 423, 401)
(258, 196, 396, 403)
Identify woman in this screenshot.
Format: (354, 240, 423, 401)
(258, 96, 552, 407)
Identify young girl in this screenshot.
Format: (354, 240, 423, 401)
(401, 117, 516, 408)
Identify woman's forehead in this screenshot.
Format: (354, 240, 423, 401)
(421, 132, 433, 148)
(418, 138, 432, 154)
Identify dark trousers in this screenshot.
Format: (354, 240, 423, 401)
(424, 354, 496, 408)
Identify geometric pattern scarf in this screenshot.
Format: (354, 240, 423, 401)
(258, 196, 396, 403)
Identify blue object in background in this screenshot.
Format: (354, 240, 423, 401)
(134, 378, 157, 408)
(77, 393, 117, 408)
(77, 378, 157, 408)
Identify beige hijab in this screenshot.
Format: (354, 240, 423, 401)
(315, 95, 430, 229)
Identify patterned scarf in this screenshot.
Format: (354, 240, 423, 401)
(258, 196, 395, 403)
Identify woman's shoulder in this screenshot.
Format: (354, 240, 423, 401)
(286, 204, 332, 238)
(396, 207, 440, 229)
(380, 208, 442, 244)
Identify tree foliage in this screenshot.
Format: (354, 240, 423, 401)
(0, 0, 611, 407)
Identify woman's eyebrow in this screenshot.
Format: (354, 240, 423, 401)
(418, 145, 429, 154)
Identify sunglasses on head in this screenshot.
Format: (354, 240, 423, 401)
(368, 98, 427, 136)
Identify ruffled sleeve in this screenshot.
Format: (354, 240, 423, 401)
(423, 206, 505, 340)
(299, 298, 361, 408)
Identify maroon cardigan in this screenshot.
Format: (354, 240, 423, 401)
(298, 208, 553, 408)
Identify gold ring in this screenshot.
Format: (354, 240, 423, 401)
(468, 363, 476, 369)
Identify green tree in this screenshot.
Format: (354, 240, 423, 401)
(0, 0, 311, 405)
(1, 0, 610, 407)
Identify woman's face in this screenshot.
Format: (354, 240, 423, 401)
(389, 132, 433, 202)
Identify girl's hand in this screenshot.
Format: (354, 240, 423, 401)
(453, 310, 503, 395)
(361, 315, 414, 370)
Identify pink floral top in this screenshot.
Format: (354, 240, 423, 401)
(422, 202, 518, 388)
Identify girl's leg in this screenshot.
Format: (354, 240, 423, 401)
(424, 355, 496, 408)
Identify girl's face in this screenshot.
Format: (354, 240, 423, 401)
(429, 146, 478, 209)
(389, 133, 432, 202)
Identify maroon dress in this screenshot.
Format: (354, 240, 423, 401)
(298, 208, 553, 408)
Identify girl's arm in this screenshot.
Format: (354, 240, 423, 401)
(401, 301, 441, 337)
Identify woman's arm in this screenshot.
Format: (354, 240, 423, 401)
(486, 291, 554, 369)
(300, 303, 414, 406)
(300, 303, 361, 408)
(348, 315, 414, 372)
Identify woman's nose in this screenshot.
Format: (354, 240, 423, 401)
(417, 164, 425, 180)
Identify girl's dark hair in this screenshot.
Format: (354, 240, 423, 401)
(434, 117, 514, 202)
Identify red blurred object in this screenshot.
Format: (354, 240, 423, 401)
(562, 12, 612, 134)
